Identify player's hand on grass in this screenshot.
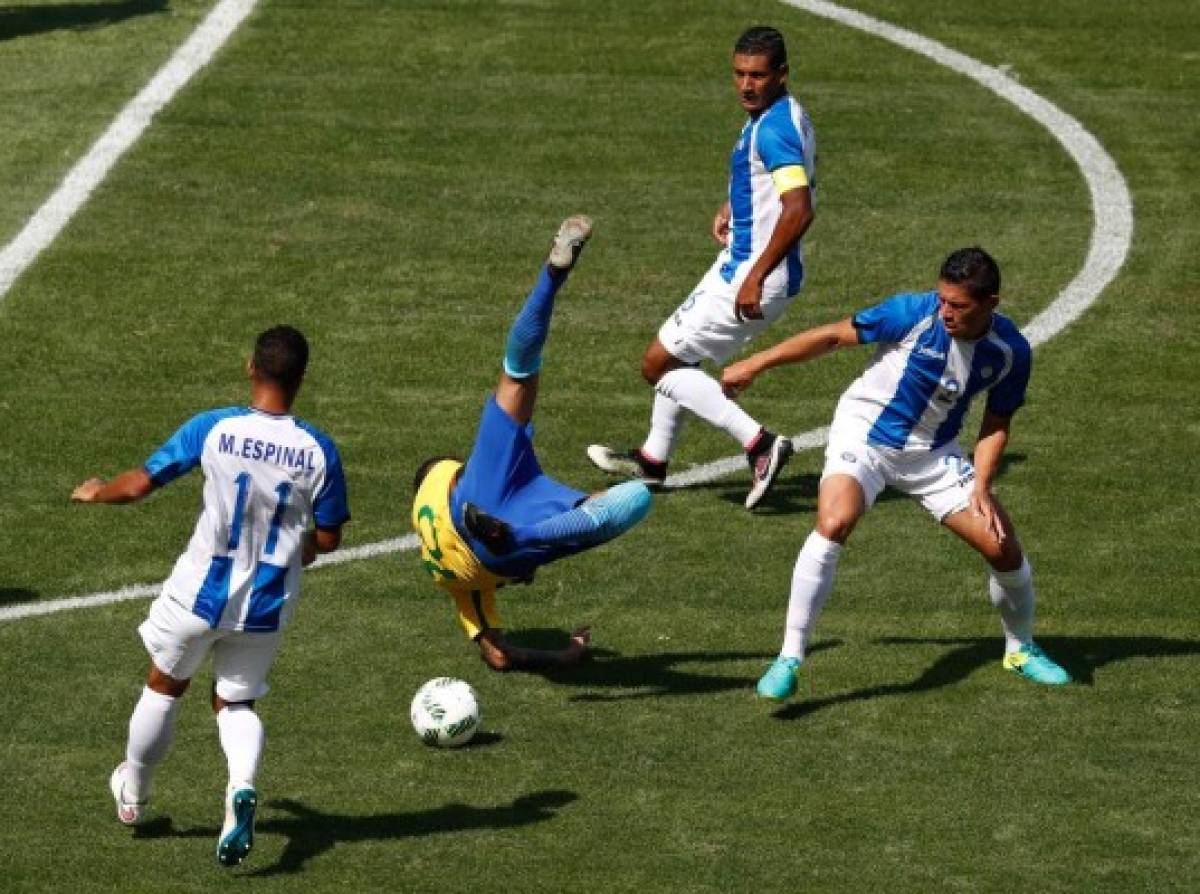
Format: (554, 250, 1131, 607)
(71, 478, 105, 502)
(566, 626, 592, 662)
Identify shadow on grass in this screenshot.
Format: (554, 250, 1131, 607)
(771, 634, 1200, 721)
(134, 789, 578, 875)
(0, 587, 39, 606)
(0, 0, 167, 40)
(509, 628, 839, 700)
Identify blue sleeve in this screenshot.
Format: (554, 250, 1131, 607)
(143, 409, 232, 488)
(757, 112, 807, 171)
(852, 291, 938, 345)
(986, 341, 1032, 417)
(313, 435, 351, 528)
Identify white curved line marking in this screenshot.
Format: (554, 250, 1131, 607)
(0, 0, 259, 303)
(0, 1, 1132, 623)
(784, 0, 1133, 348)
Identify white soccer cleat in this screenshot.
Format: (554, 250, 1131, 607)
(586, 444, 667, 486)
(548, 215, 593, 271)
(109, 762, 148, 826)
(217, 785, 258, 867)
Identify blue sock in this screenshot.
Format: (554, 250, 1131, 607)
(504, 266, 563, 378)
(513, 481, 652, 548)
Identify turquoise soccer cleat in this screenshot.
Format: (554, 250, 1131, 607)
(757, 656, 802, 700)
(217, 787, 258, 867)
(1002, 642, 1070, 685)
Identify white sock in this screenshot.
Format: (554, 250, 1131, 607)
(656, 367, 761, 449)
(217, 705, 266, 792)
(781, 532, 843, 660)
(988, 557, 1035, 653)
(125, 686, 182, 800)
(641, 392, 688, 463)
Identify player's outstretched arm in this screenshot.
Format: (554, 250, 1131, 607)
(70, 467, 155, 504)
(721, 316, 859, 397)
(477, 626, 591, 672)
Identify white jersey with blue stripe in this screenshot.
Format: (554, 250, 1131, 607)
(144, 407, 350, 632)
(835, 292, 1032, 451)
(721, 92, 816, 295)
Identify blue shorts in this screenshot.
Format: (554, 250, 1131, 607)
(450, 397, 587, 578)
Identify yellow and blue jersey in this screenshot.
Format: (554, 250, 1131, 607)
(411, 459, 509, 639)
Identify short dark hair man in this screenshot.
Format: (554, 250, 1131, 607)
(720, 247, 1070, 699)
(72, 325, 349, 866)
(588, 25, 817, 511)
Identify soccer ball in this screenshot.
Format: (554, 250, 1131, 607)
(410, 677, 481, 747)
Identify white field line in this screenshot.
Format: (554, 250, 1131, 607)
(0, 1, 1132, 624)
(0, 0, 259, 302)
(784, 0, 1133, 349)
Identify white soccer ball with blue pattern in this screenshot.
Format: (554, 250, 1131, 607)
(410, 677, 481, 747)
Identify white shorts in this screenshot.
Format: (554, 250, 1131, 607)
(657, 252, 801, 366)
(822, 424, 976, 522)
(139, 591, 283, 702)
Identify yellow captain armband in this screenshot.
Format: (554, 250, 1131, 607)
(772, 165, 809, 195)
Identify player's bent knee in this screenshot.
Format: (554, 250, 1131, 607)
(987, 545, 1025, 574)
(814, 513, 855, 544)
(641, 354, 665, 385)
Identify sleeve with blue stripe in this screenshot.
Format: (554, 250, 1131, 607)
(853, 291, 938, 345)
(309, 430, 351, 528)
(986, 339, 1032, 417)
(756, 109, 807, 171)
(143, 408, 239, 488)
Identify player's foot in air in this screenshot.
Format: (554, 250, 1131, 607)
(586, 445, 667, 487)
(463, 502, 515, 554)
(547, 215, 593, 272)
(1002, 642, 1070, 685)
(745, 430, 793, 510)
(109, 762, 148, 826)
(217, 786, 258, 867)
(757, 656, 802, 701)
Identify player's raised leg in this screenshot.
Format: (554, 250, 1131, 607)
(588, 339, 793, 509)
(495, 215, 592, 426)
(215, 699, 263, 867)
(941, 502, 1070, 685)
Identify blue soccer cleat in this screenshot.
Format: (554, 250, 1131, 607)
(757, 656, 802, 700)
(1002, 642, 1070, 685)
(217, 786, 258, 867)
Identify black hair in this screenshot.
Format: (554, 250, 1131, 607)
(253, 325, 309, 393)
(413, 455, 459, 492)
(734, 26, 788, 70)
(939, 247, 1001, 301)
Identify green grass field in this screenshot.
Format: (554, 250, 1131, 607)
(1, 0, 1197, 890)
